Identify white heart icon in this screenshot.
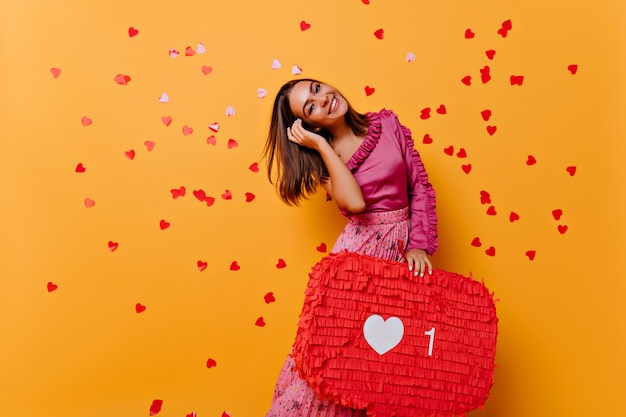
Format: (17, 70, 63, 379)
(225, 106, 236, 117)
(405, 51, 416, 63)
(363, 315, 404, 355)
(292, 64, 303, 75)
(159, 92, 169, 103)
(196, 43, 206, 54)
(271, 59, 281, 70)
(257, 88, 267, 99)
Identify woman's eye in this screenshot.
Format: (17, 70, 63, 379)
(315, 84, 320, 93)
(308, 103, 315, 115)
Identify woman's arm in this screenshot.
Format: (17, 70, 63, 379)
(288, 119, 366, 213)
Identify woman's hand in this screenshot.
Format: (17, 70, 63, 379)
(286, 118, 325, 150)
(404, 248, 433, 278)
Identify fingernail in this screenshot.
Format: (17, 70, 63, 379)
(429, 270, 433, 275)
(420, 272, 424, 278)
(414, 270, 418, 276)
(408, 265, 412, 271)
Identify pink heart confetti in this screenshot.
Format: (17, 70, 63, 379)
(113, 74, 131, 85)
(161, 116, 172, 126)
(50, 68, 62, 78)
(81, 116, 92, 127)
(206, 136, 217, 146)
(227, 138, 238, 149)
(201, 65, 213, 75)
(144, 141, 155, 151)
(84, 198, 95, 208)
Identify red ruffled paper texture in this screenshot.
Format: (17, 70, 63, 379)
(292, 251, 498, 417)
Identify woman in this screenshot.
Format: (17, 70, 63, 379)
(263, 78, 438, 416)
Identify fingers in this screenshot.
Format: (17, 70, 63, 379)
(406, 252, 433, 279)
(286, 119, 303, 144)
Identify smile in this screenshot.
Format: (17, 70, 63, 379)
(329, 97, 338, 114)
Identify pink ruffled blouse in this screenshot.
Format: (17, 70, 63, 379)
(341, 109, 438, 255)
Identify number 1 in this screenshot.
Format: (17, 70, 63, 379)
(424, 327, 435, 356)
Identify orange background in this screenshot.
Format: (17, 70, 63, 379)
(1, 1, 625, 416)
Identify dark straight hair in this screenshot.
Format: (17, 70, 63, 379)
(263, 78, 369, 206)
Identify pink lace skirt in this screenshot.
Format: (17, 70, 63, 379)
(265, 208, 409, 417)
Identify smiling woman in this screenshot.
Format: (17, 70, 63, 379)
(262, 79, 438, 416)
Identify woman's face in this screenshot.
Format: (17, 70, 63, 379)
(288, 80, 348, 129)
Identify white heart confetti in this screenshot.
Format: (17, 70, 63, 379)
(159, 93, 169, 103)
(196, 43, 206, 54)
(363, 315, 404, 355)
(208, 122, 219, 132)
(169, 48, 179, 58)
(292, 64, 303, 75)
(405, 51, 416, 63)
(271, 59, 281, 70)
(257, 88, 267, 99)
(225, 106, 236, 117)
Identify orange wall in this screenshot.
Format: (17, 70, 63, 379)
(1, 1, 625, 416)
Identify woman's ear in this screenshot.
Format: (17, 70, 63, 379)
(312, 127, 321, 132)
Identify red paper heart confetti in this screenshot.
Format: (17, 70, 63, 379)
(276, 259, 287, 269)
(204, 197, 215, 207)
(135, 303, 146, 313)
(509, 212, 520, 222)
(480, 190, 491, 205)
(206, 136, 217, 145)
(50, 67, 62, 78)
(255, 317, 266, 327)
(245, 192, 255, 202)
(558, 225, 568, 234)
(456, 148, 467, 158)
(374, 29, 384, 40)
(361, 0, 369, 3)
(187, 413, 197, 417)
(568, 64, 578, 75)
(485, 246, 496, 256)
(149, 399, 163, 416)
(497, 20, 512, 38)
(249, 162, 259, 172)
(486, 126, 497, 136)
(525, 250, 536, 260)
(209, 122, 220, 132)
(84, 198, 95, 208)
(159, 220, 170, 230)
(436, 104, 446, 115)
(193, 189, 207, 202)
(197, 261, 208, 272)
(510, 75, 524, 86)
(128, 27, 139, 37)
(486, 206, 497, 216)
(464, 28, 475, 39)
(300, 20, 311, 31)
(201, 65, 213, 75)
(227, 138, 238, 149)
(461, 164, 472, 174)
(264, 292, 276, 303)
(230, 261, 240, 271)
(182, 125, 193, 136)
(422, 134, 433, 144)
(420, 108, 431, 120)
(81, 116, 92, 127)
(471, 237, 482, 247)
(481, 109, 492, 121)
(47, 282, 58, 292)
(443, 146, 454, 156)
(124, 150, 135, 160)
(566, 166, 577, 176)
(113, 74, 131, 85)
(171, 187, 186, 199)
(526, 155, 537, 165)
(75, 163, 86, 173)
(480, 66, 491, 84)
(144, 141, 155, 151)
(365, 86, 375, 96)
(461, 76, 472, 86)
(206, 358, 217, 368)
(552, 209, 563, 220)
(316, 243, 327, 253)
(221, 190, 232, 200)
(485, 50, 496, 60)
(108, 241, 119, 252)
(161, 116, 172, 126)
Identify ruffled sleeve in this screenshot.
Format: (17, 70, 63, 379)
(390, 111, 439, 255)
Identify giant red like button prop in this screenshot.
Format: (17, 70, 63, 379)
(293, 252, 498, 417)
